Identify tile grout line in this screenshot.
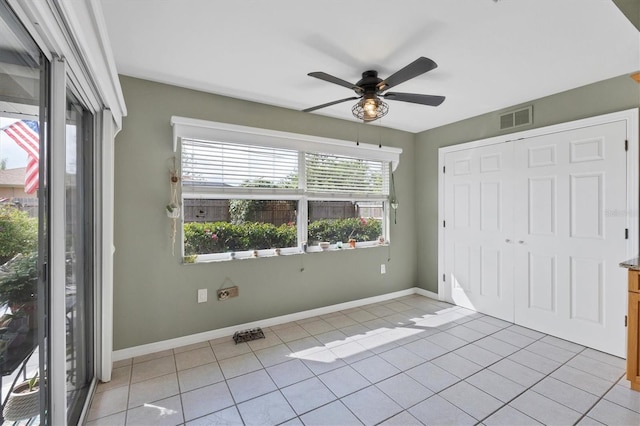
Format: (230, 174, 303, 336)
(474, 340, 599, 424)
(230, 319, 372, 424)
(398, 323, 615, 424)
(571, 372, 628, 425)
(171, 348, 187, 425)
(263, 303, 466, 423)
(368, 318, 542, 423)
(406, 323, 549, 423)
(292, 315, 524, 422)
(123, 358, 133, 425)
(285, 301, 439, 424)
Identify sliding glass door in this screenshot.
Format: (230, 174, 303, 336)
(0, 0, 48, 422)
(64, 91, 94, 424)
(1, 1, 98, 424)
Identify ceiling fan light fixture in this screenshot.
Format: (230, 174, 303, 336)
(305, 57, 444, 120)
(352, 95, 388, 122)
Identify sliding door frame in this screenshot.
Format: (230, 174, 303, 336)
(48, 56, 66, 426)
(6, 1, 124, 421)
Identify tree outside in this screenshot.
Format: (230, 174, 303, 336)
(0, 204, 37, 265)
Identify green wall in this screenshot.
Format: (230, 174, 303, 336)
(614, 0, 640, 31)
(113, 76, 418, 350)
(415, 74, 640, 293)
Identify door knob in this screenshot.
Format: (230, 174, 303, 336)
(505, 239, 511, 243)
(518, 240, 525, 244)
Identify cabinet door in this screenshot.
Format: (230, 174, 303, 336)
(628, 289, 640, 388)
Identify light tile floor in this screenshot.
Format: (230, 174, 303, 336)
(86, 295, 640, 425)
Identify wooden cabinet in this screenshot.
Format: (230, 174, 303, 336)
(627, 270, 640, 391)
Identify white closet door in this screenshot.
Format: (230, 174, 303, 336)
(444, 142, 515, 321)
(513, 121, 628, 357)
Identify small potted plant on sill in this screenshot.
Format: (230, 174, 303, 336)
(183, 254, 197, 264)
(3, 371, 39, 421)
(347, 219, 366, 249)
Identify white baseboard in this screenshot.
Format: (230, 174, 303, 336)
(414, 287, 440, 300)
(113, 287, 438, 362)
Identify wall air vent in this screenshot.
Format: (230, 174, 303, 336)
(499, 106, 533, 130)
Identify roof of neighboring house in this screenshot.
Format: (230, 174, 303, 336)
(0, 168, 26, 187)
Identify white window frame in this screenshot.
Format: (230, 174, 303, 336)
(172, 117, 402, 262)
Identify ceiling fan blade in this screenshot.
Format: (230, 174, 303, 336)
(377, 57, 438, 92)
(308, 72, 363, 93)
(303, 96, 360, 113)
(383, 92, 445, 106)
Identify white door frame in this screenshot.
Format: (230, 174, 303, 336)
(49, 56, 68, 426)
(438, 108, 639, 301)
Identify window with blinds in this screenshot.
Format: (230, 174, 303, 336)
(182, 139, 299, 189)
(179, 134, 393, 260)
(305, 152, 388, 195)
(182, 139, 390, 196)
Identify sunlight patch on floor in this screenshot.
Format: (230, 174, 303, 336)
(288, 305, 477, 363)
(143, 403, 179, 416)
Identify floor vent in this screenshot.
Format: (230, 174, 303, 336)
(499, 106, 533, 130)
(233, 327, 265, 344)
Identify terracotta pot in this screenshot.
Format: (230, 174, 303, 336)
(349, 240, 356, 248)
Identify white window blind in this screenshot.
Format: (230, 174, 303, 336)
(305, 152, 389, 195)
(182, 138, 299, 189)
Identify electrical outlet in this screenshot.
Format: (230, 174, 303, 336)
(381, 264, 386, 274)
(217, 286, 239, 301)
(197, 289, 207, 303)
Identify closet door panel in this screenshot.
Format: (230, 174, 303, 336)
(513, 121, 627, 357)
(444, 143, 515, 321)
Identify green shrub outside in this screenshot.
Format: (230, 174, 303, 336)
(184, 221, 296, 255)
(308, 217, 381, 244)
(0, 205, 37, 265)
(184, 217, 381, 255)
(0, 252, 38, 306)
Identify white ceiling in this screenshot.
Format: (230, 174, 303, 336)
(99, 0, 639, 134)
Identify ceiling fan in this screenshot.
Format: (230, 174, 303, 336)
(303, 57, 445, 122)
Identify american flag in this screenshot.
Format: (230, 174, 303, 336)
(1, 120, 39, 194)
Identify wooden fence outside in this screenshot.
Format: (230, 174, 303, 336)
(184, 199, 230, 223)
(309, 201, 356, 221)
(184, 199, 382, 224)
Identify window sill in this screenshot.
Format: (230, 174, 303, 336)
(183, 243, 390, 264)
